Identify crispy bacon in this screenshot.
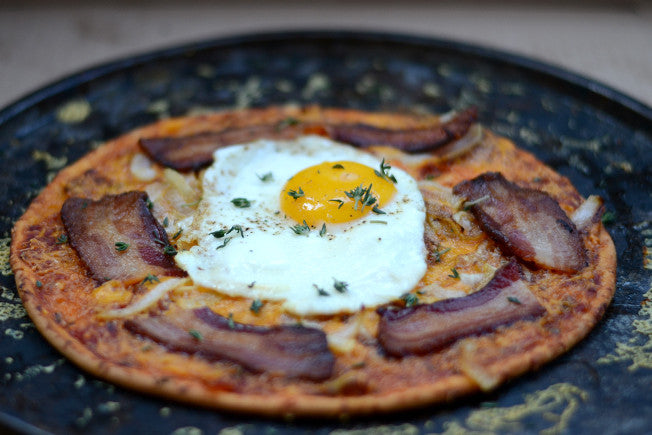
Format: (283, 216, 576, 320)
(61, 191, 186, 285)
(327, 107, 478, 153)
(378, 261, 545, 356)
(125, 307, 334, 381)
(453, 172, 586, 272)
(139, 124, 306, 171)
(139, 108, 477, 171)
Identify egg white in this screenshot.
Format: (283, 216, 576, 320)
(174, 135, 426, 316)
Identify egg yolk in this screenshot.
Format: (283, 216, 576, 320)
(280, 161, 397, 226)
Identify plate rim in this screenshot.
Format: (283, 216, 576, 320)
(0, 29, 651, 128)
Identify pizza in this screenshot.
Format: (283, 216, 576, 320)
(10, 106, 616, 417)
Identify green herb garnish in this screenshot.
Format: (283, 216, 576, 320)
(216, 237, 232, 250)
(290, 220, 310, 236)
(601, 210, 616, 225)
(257, 172, 274, 182)
(319, 223, 327, 237)
(332, 163, 345, 169)
(430, 246, 451, 263)
(345, 184, 377, 211)
(374, 158, 397, 184)
(333, 278, 348, 293)
(448, 268, 460, 279)
(329, 199, 344, 209)
(276, 117, 299, 130)
(188, 329, 203, 341)
(142, 274, 160, 284)
(145, 198, 154, 209)
(401, 293, 419, 307)
(163, 244, 177, 256)
(314, 284, 330, 297)
(507, 296, 522, 305)
(171, 228, 183, 240)
(56, 234, 68, 244)
(227, 313, 236, 329)
(250, 299, 263, 314)
(371, 205, 385, 214)
(231, 197, 252, 208)
(287, 187, 305, 200)
(114, 242, 129, 252)
(163, 217, 169, 227)
(36, 280, 42, 288)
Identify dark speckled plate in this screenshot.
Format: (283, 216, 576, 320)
(1, 31, 651, 435)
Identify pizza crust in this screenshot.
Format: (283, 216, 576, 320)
(10, 106, 616, 417)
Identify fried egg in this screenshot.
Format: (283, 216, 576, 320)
(175, 135, 426, 316)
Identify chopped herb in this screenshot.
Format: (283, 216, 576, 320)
(532, 177, 542, 183)
(171, 228, 183, 240)
(369, 220, 388, 224)
(188, 329, 203, 341)
(449, 268, 460, 279)
(248, 281, 256, 288)
(257, 172, 274, 182)
(276, 117, 299, 130)
(462, 195, 490, 211)
(314, 284, 330, 297)
(430, 246, 451, 263)
(601, 210, 616, 225)
(351, 361, 366, 369)
(250, 299, 263, 314)
(401, 293, 419, 307)
(36, 280, 42, 288)
(319, 223, 327, 237)
(371, 205, 386, 214)
(287, 187, 304, 200)
(333, 278, 348, 293)
(145, 198, 153, 209)
(290, 220, 310, 236)
(210, 229, 226, 238)
(345, 184, 377, 211)
(374, 158, 397, 184)
(216, 237, 232, 250)
(163, 244, 177, 256)
(228, 225, 244, 238)
(114, 242, 129, 252)
(163, 217, 169, 227)
(507, 296, 522, 305)
(56, 234, 68, 244)
(142, 274, 160, 284)
(231, 197, 252, 208)
(332, 163, 345, 169)
(227, 313, 236, 329)
(425, 174, 435, 180)
(329, 199, 344, 209)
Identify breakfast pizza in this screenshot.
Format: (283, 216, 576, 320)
(10, 105, 616, 417)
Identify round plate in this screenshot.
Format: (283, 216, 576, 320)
(1, 31, 651, 435)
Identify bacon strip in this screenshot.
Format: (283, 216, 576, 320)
(327, 107, 478, 153)
(378, 261, 545, 356)
(139, 108, 477, 171)
(125, 307, 334, 381)
(453, 172, 586, 272)
(139, 124, 307, 171)
(61, 191, 186, 285)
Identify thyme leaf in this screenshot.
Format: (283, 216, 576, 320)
(319, 223, 327, 237)
(114, 241, 129, 252)
(401, 293, 418, 307)
(314, 284, 330, 297)
(374, 158, 397, 184)
(448, 268, 460, 279)
(507, 296, 522, 305)
(188, 329, 203, 341)
(56, 234, 68, 244)
(333, 278, 348, 293)
(290, 220, 310, 236)
(142, 274, 160, 284)
(231, 197, 252, 208)
(257, 172, 274, 182)
(329, 199, 344, 209)
(287, 187, 305, 200)
(250, 299, 263, 314)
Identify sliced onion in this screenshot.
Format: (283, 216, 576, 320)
(571, 195, 604, 230)
(98, 277, 188, 319)
(130, 153, 158, 181)
(436, 124, 483, 161)
(163, 168, 198, 203)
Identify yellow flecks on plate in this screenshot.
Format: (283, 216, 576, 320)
(330, 424, 420, 435)
(598, 280, 652, 371)
(171, 427, 203, 435)
(0, 301, 26, 322)
(235, 76, 262, 109)
(301, 73, 330, 99)
(436, 383, 588, 435)
(7, 359, 65, 382)
(56, 98, 91, 123)
(0, 237, 12, 276)
(31, 150, 68, 171)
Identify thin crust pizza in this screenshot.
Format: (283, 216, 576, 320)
(10, 106, 616, 417)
